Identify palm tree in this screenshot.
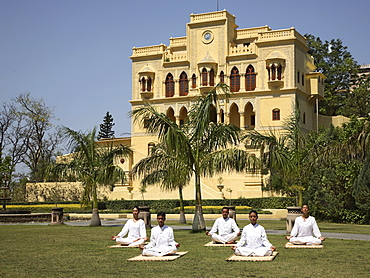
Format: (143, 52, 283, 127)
(49, 127, 132, 226)
(131, 84, 258, 231)
(243, 105, 308, 206)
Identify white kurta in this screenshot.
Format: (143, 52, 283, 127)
(142, 225, 178, 257)
(116, 219, 146, 246)
(209, 217, 239, 243)
(234, 223, 273, 257)
(290, 216, 322, 245)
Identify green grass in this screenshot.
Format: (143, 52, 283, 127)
(0, 225, 369, 277)
(165, 219, 370, 235)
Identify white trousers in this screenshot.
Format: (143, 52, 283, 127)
(290, 236, 322, 245)
(234, 246, 272, 257)
(211, 232, 238, 244)
(142, 246, 177, 257)
(116, 237, 145, 246)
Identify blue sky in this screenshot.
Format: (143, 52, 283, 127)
(1, 0, 369, 141)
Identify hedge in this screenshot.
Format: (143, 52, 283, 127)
(105, 197, 295, 213)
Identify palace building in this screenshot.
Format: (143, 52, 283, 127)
(120, 10, 326, 201)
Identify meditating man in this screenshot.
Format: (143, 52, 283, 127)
(285, 204, 325, 245)
(140, 212, 180, 257)
(112, 206, 147, 246)
(232, 210, 276, 256)
(206, 207, 240, 244)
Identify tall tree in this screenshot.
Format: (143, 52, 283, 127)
(15, 93, 62, 182)
(97, 112, 115, 140)
(305, 34, 358, 116)
(49, 127, 132, 226)
(131, 84, 257, 231)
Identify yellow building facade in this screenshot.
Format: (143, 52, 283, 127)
(123, 10, 325, 201)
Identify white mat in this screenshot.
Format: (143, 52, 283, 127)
(226, 251, 279, 262)
(127, 251, 188, 261)
(285, 242, 324, 249)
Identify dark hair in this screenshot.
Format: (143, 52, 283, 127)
(249, 210, 258, 216)
(222, 207, 229, 211)
(133, 206, 140, 212)
(157, 212, 166, 218)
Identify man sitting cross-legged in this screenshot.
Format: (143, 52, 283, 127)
(206, 207, 240, 244)
(140, 212, 180, 257)
(285, 204, 325, 245)
(111, 206, 147, 246)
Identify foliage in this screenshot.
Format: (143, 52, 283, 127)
(97, 111, 115, 140)
(305, 34, 358, 116)
(0, 93, 62, 183)
(104, 197, 295, 212)
(339, 74, 370, 117)
(48, 127, 132, 226)
(353, 155, 370, 223)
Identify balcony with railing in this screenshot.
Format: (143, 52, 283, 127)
(131, 44, 166, 57)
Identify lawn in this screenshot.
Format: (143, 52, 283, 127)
(0, 225, 369, 278)
(165, 219, 370, 235)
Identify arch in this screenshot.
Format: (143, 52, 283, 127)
(230, 67, 240, 92)
(245, 65, 256, 91)
(219, 108, 225, 123)
(229, 103, 240, 127)
(147, 77, 152, 92)
(210, 104, 217, 123)
(192, 73, 197, 88)
(179, 71, 188, 96)
(141, 77, 146, 92)
(209, 68, 215, 86)
(272, 108, 280, 121)
(165, 73, 174, 97)
(179, 106, 188, 126)
(219, 71, 225, 84)
(202, 68, 208, 86)
(166, 107, 176, 122)
(244, 102, 255, 129)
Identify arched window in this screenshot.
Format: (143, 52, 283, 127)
(165, 73, 174, 97)
(277, 64, 282, 80)
(202, 68, 208, 86)
(272, 108, 280, 121)
(245, 65, 256, 91)
(141, 77, 146, 92)
(147, 77, 152, 92)
(230, 67, 240, 92)
(179, 106, 188, 126)
(209, 68, 215, 86)
(220, 71, 225, 84)
(192, 74, 197, 89)
(179, 72, 188, 96)
(166, 107, 175, 122)
(220, 108, 225, 123)
(210, 105, 217, 123)
(271, 64, 276, 80)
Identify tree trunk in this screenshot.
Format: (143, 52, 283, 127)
(90, 185, 101, 226)
(179, 186, 186, 224)
(90, 208, 101, 226)
(192, 174, 205, 231)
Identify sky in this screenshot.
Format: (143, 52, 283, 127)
(1, 0, 369, 144)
